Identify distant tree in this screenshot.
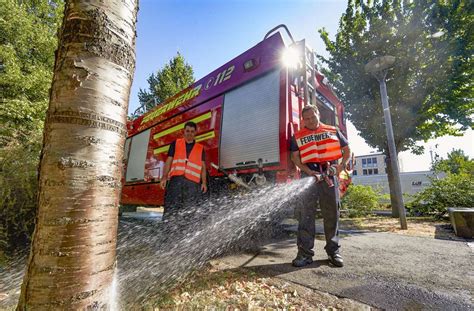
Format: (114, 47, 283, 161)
(0, 0, 63, 255)
(136, 52, 195, 115)
(432, 149, 474, 175)
(17, 0, 137, 309)
(319, 0, 473, 215)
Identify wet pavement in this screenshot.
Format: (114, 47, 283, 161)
(2, 207, 471, 310)
(215, 232, 473, 310)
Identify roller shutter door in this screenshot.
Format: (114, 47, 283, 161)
(220, 70, 281, 169)
(125, 129, 150, 182)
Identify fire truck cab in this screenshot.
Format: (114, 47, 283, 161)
(121, 25, 347, 208)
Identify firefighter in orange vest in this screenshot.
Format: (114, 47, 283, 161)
(160, 121, 207, 218)
(290, 105, 350, 268)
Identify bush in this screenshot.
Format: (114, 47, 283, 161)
(0, 0, 63, 258)
(407, 173, 474, 218)
(0, 129, 42, 256)
(341, 184, 380, 217)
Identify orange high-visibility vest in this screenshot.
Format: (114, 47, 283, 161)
(169, 138, 204, 184)
(294, 123, 343, 163)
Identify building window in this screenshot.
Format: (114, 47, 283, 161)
(353, 170, 357, 176)
(363, 169, 368, 175)
(368, 169, 373, 175)
(374, 168, 378, 174)
(372, 157, 377, 164)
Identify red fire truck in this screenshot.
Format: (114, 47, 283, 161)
(121, 25, 347, 208)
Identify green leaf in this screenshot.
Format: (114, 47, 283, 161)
(319, 0, 473, 155)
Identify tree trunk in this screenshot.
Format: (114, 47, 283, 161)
(17, 1, 137, 309)
(386, 154, 400, 218)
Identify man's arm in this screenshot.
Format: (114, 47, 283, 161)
(160, 156, 173, 189)
(291, 150, 316, 176)
(336, 145, 351, 174)
(335, 130, 350, 174)
(290, 135, 315, 176)
(200, 162, 208, 193)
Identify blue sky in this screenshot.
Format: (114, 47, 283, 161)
(129, 0, 345, 114)
(129, 0, 473, 171)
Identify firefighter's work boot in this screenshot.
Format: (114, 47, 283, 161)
(292, 255, 313, 267)
(328, 253, 344, 267)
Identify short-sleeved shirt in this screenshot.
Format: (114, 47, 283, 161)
(167, 140, 206, 161)
(290, 127, 348, 172)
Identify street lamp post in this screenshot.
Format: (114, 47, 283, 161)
(365, 56, 408, 230)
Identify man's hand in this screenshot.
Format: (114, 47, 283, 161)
(308, 169, 319, 176)
(334, 163, 346, 175)
(308, 170, 322, 182)
(160, 157, 173, 189)
(160, 178, 168, 190)
(201, 183, 208, 193)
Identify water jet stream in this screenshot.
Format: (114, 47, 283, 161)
(0, 178, 313, 309)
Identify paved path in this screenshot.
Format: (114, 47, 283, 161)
(217, 232, 473, 310)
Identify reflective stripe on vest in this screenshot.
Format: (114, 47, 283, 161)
(294, 123, 343, 163)
(169, 138, 204, 183)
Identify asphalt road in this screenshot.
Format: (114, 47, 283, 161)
(217, 232, 473, 310)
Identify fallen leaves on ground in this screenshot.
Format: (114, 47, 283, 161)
(150, 264, 346, 310)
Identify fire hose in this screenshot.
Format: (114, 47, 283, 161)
(312, 164, 338, 187)
(210, 163, 252, 190)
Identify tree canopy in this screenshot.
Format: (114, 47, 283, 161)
(319, 0, 473, 155)
(136, 52, 195, 115)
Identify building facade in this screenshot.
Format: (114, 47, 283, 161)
(353, 152, 405, 176)
(352, 170, 444, 196)
(350, 152, 438, 198)
(353, 152, 384, 176)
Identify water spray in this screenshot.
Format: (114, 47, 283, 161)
(0, 179, 314, 309)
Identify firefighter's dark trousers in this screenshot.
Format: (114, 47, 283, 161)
(163, 176, 201, 219)
(295, 176, 340, 258)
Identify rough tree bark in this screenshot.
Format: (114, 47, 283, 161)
(17, 1, 137, 309)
